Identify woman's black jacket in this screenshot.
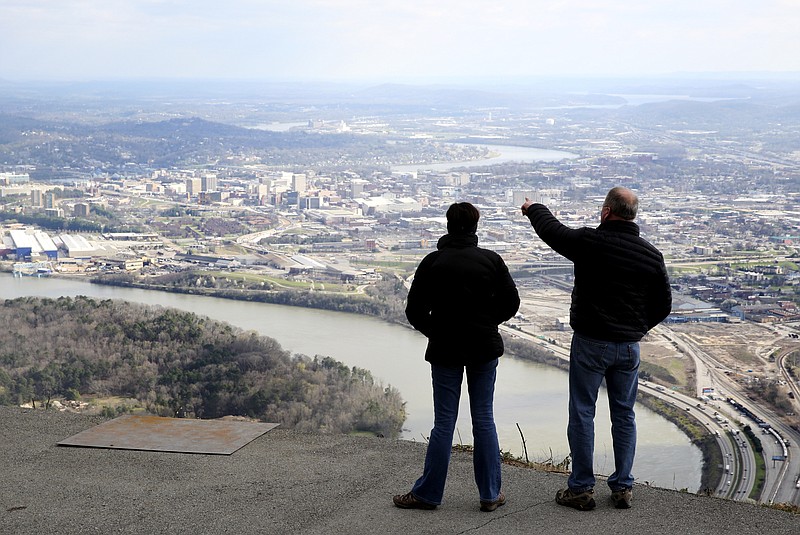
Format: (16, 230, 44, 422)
(405, 232, 520, 366)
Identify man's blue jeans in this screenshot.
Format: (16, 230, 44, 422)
(411, 359, 502, 505)
(567, 333, 640, 493)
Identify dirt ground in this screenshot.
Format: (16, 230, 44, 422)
(672, 321, 795, 377)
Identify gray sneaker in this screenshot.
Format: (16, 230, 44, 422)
(611, 488, 632, 509)
(555, 488, 596, 511)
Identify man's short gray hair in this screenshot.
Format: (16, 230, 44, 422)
(604, 187, 638, 220)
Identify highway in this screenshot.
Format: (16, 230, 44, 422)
(499, 325, 752, 494)
(662, 324, 800, 504)
(501, 322, 800, 505)
(642, 381, 755, 499)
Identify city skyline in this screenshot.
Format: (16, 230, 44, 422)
(2, 1, 800, 83)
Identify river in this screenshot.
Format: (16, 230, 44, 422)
(1, 275, 702, 491)
(392, 144, 578, 173)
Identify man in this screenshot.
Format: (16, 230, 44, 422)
(394, 202, 520, 512)
(520, 187, 671, 511)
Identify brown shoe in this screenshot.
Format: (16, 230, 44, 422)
(393, 492, 437, 510)
(611, 488, 632, 509)
(480, 491, 506, 512)
(555, 488, 596, 511)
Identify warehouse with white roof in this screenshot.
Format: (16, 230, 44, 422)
(34, 231, 58, 260)
(59, 234, 98, 259)
(8, 229, 38, 260)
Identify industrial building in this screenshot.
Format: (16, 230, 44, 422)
(7, 229, 58, 260)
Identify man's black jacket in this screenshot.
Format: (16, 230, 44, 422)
(525, 203, 672, 342)
(405, 232, 520, 366)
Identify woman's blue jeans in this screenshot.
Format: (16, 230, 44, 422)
(411, 359, 501, 505)
(567, 333, 640, 493)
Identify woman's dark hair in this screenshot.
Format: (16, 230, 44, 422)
(446, 202, 480, 234)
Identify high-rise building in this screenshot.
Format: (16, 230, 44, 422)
(350, 179, 367, 198)
(202, 174, 218, 192)
(186, 178, 202, 196)
(74, 203, 91, 217)
(292, 173, 307, 193)
(512, 190, 536, 206)
(302, 196, 322, 210)
(255, 184, 270, 205)
(513, 189, 563, 206)
(30, 189, 43, 207)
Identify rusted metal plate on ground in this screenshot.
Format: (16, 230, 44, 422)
(58, 414, 279, 455)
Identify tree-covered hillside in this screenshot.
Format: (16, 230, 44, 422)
(0, 296, 405, 437)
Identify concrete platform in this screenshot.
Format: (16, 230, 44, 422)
(1, 407, 797, 534)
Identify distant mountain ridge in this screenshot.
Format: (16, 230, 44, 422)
(1, 76, 799, 172)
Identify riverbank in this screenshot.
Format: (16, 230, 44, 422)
(2, 273, 706, 491)
(91, 276, 718, 485)
(638, 397, 723, 493)
(503, 335, 722, 492)
(92, 276, 399, 319)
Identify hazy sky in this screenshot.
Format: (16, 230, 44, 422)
(2, 0, 799, 82)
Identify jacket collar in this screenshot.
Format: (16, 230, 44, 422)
(597, 219, 640, 236)
(437, 232, 479, 249)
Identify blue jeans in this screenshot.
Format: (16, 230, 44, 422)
(567, 333, 640, 492)
(411, 359, 502, 505)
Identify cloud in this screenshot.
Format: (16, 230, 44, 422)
(1, 0, 798, 81)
